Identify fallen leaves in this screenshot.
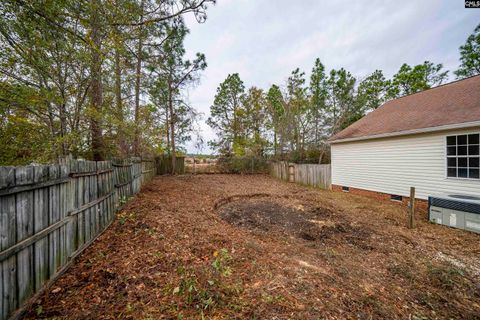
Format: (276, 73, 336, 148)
(50, 287, 62, 294)
(22, 174, 480, 320)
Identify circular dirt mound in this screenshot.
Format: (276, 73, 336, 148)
(220, 198, 309, 232)
(218, 198, 371, 247)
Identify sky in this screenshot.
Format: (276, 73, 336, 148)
(181, 0, 480, 154)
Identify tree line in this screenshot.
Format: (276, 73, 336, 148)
(0, 0, 215, 166)
(208, 24, 480, 163)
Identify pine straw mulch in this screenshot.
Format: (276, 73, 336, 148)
(23, 174, 480, 319)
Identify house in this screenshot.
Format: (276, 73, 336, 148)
(329, 75, 480, 209)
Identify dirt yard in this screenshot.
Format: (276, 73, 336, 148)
(24, 175, 480, 319)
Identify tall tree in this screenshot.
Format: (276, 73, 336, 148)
(266, 84, 285, 157)
(455, 24, 480, 79)
(286, 68, 308, 158)
(0, 0, 214, 164)
(241, 87, 268, 156)
(207, 73, 245, 155)
(149, 22, 206, 173)
(387, 61, 448, 98)
(309, 58, 328, 148)
(325, 68, 356, 134)
(88, 0, 105, 160)
(133, 0, 146, 156)
(356, 70, 389, 112)
(0, 0, 92, 159)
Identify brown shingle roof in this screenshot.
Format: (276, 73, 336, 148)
(330, 75, 480, 143)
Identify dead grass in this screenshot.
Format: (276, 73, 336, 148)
(23, 174, 480, 319)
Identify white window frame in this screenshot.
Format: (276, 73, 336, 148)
(445, 133, 480, 180)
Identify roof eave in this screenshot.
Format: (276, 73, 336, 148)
(328, 120, 480, 144)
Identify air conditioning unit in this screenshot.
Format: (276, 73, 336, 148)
(429, 194, 480, 234)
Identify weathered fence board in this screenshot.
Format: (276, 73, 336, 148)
(270, 161, 331, 190)
(141, 159, 156, 185)
(15, 166, 34, 307)
(1, 167, 17, 320)
(156, 155, 185, 175)
(0, 156, 160, 320)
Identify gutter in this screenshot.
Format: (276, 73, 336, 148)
(329, 120, 480, 144)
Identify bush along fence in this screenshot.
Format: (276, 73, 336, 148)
(270, 161, 331, 190)
(217, 156, 269, 174)
(0, 157, 159, 320)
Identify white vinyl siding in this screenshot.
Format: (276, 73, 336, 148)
(331, 127, 480, 200)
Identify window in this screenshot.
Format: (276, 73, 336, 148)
(446, 133, 480, 179)
(391, 194, 402, 201)
(342, 186, 349, 192)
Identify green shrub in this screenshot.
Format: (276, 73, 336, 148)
(217, 156, 268, 174)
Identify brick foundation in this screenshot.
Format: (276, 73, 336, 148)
(332, 185, 429, 212)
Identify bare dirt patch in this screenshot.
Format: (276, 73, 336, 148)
(22, 174, 480, 320)
(219, 198, 372, 249)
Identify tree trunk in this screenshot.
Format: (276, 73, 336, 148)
(232, 97, 238, 151)
(89, 0, 104, 161)
(301, 129, 305, 160)
(273, 129, 277, 158)
(133, 0, 144, 156)
(59, 102, 67, 156)
(114, 41, 127, 156)
(294, 119, 300, 156)
(168, 79, 176, 174)
(165, 104, 170, 152)
(318, 144, 324, 164)
(278, 117, 285, 160)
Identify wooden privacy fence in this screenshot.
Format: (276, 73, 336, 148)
(156, 155, 185, 175)
(270, 161, 331, 190)
(0, 157, 157, 320)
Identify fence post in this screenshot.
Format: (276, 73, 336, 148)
(288, 164, 295, 183)
(408, 187, 416, 229)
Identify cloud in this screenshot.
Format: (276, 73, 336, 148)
(182, 0, 479, 153)
(212, 31, 235, 53)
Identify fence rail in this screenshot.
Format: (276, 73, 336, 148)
(270, 161, 331, 190)
(0, 157, 157, 320)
